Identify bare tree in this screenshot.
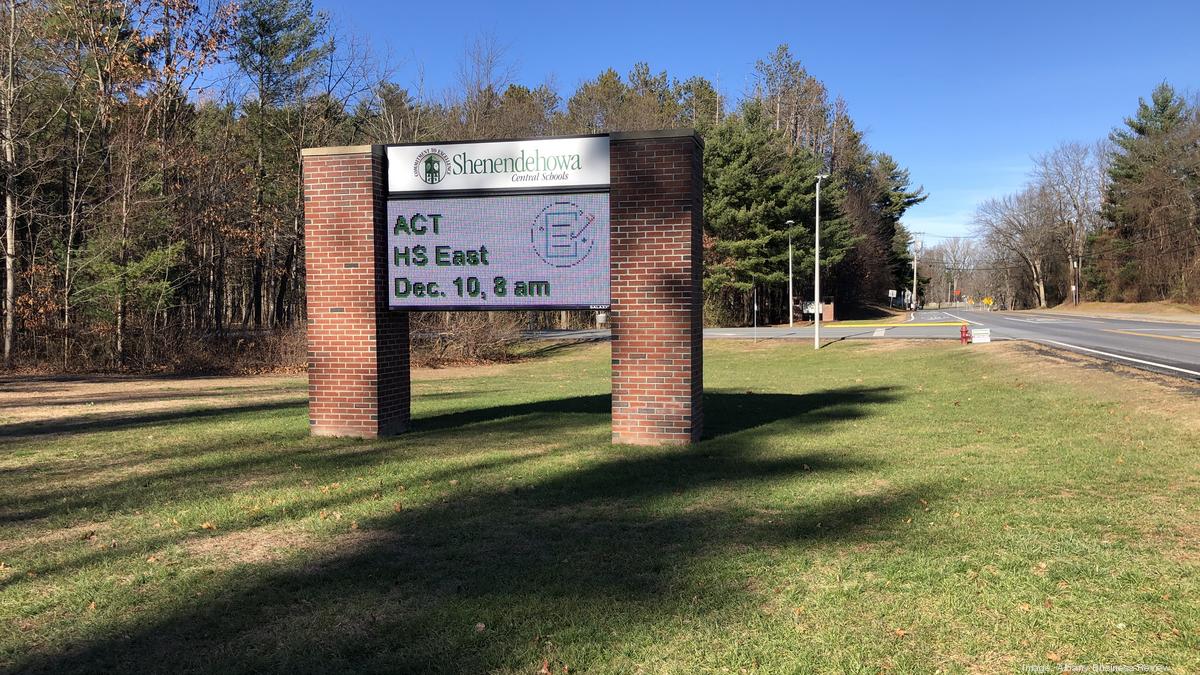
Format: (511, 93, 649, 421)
(456, 34, 513, 138)
(975, 188, 1059, 308)
(1033, 142, 1104, 304)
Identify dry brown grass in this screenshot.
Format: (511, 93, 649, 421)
(993, 341, 1200, 429)
(1041, 301, 1200, 322)
(0, 375, 305, 426)
(182, 526, 318, 567)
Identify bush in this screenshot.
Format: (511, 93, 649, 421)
(410, 312, 527, 367)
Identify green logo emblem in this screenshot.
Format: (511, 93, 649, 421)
(413, 148, 450, 185)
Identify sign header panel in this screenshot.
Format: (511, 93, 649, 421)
(387, 192, 610, 310)
(387, 136, 610, 193)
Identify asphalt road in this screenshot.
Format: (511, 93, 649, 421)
(532, 309, 1200, 380)
(941, 309, 1200, 380)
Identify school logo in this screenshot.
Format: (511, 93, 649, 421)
(413, 148, 450, 184)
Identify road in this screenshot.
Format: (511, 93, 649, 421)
(532, 309, 1200, 380)
(940, 309, 1200, 379)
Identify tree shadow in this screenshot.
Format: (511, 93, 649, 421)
(8, 386, 932, 674)
(413, 386, 900, 441)
(0, 400, 307, 444)
(0, 385, 304, 411)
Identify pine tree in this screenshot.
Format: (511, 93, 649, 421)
(1103, 82, 1190, 229)
(233, 0, 329, 327)
(703, 100, 850, 324)
(1100, 82, 1199, 300)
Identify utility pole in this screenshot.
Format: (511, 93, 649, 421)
(753, 285, 758, 343)
(1075, 257, 1084, 305)
(911, 237, 921, 311)
(786, 220, 795, 327)
(813, 175, 828, 350)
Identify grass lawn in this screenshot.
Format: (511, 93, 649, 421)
(0, 340, 1197, 673)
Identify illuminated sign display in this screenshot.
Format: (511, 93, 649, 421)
(386, 136, 610, 193)
(386, 192, 610, 309)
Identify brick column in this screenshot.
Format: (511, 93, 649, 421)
(610, 130, 704, 444)
(302, 145, 410, 437)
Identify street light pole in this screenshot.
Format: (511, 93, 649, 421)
(911, 238, 920, 311)
(786, 220, 795, 328)
(814, 175, 828, 350)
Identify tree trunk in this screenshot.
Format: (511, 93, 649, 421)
(2, 0, 16, 367)
(1033, 260, 1047, 308)
(116, 149, 131, 365)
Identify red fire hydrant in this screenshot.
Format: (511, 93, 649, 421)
(960, 324, 971, 344)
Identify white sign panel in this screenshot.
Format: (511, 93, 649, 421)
(387, 136, 610, 193)
(973, 328, 991, 344)
(386, 193, 610, 310)
(888, 289, 897, 298)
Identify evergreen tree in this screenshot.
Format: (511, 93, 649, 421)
(1103, 82, 1190, 230)
(233, 0, 329, 327)
(703, 100, 850, 324)
(1099, 82, 1199, 299)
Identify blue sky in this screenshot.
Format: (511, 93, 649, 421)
(315, 0, 1200, 239)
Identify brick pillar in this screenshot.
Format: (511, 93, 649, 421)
(302, 145, 410, 437)
(610, 130, 704, 445)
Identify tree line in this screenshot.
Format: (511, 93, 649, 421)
(0, 0, 926, 370)
(939, 83, 1199, 310)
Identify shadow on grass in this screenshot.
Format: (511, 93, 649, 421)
(8, 385, 931, 674)
(0, 400, 307, 444)
(0, 385, 305, 411)
(0, 387, 897, 531)
(414, 387, 900, 441)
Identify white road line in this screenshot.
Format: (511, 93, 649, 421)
(944, 311, 983, 326)
(873, 328, 886, 337)
(1040, 339, 1200, 378)
(1000, 316, 1061, 323)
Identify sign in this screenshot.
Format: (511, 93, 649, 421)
(386, 193, 610, 310)
(887, 289, 897, 298)
(972, 328, 992, 344)
(387, 136, 610, 193)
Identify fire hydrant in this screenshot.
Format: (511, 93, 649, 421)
(960, 324, 971, 344)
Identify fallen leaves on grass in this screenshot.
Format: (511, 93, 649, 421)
(200, 522, 217, 531)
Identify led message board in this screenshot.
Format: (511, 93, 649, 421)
(386, 193, 610, 310)
(385, 135, 610, 310)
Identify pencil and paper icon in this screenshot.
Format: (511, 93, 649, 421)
(544, 208, 594, 259)
(532, 201, 598, 268)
